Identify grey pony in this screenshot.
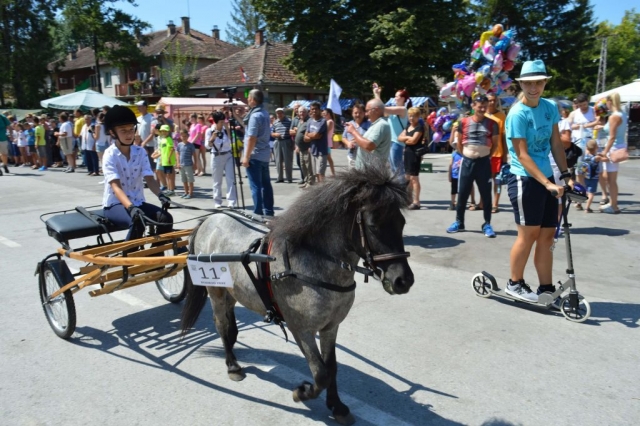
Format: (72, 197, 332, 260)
(181, 163, 414, 425)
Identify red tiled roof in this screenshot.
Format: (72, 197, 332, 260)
(193, 41, 306, 88)
(50, 27, 241, 72)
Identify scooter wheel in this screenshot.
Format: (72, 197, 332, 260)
(559, 294, 591, 323)
(471, 273, 492, 298)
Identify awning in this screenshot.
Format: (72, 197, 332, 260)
(40, 89, 129, 111)
(286, 100, 313, 109)
(157, 97, 247, 117)
(385, 97, 437, 108)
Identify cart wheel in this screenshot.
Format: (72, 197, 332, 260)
(155, 248, 187, 303)
(471, 272, 492, 298)
(559, 294, 591, 323)
(39, 262, 76, 339)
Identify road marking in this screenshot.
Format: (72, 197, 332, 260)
(110, 292, 154, 309)
(0, 235, 20, 248)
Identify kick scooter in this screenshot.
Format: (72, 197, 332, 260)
(471, 184, 592, 323)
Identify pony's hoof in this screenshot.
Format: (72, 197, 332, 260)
(334, 412, 355, 426)
(228, 370, 246, 381)
(292, 381, 312, 402)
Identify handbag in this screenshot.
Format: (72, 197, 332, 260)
(609, 147, 628, 163)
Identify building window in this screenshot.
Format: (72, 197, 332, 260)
(104, 72, 112, 87)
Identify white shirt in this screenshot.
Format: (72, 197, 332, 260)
(137, 113, 154, 147)
(206, 128, 232, 153)
(94, 122, 108, 147)
(59, 121, 73, 144)
(81, 124, 95, 150)
(102, 144, 154, 208)
(570, 107, 595, 142)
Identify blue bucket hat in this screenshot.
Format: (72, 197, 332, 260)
(516, 60, 552, 81)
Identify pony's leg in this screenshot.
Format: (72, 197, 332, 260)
(321, 326, 354, 426)
(290, 330, 330, 403)
(207, 287, 245, 381)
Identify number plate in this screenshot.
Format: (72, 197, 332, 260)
(187, 259, 234, 288)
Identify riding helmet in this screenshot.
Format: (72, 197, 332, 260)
(104, 105, 138, 132)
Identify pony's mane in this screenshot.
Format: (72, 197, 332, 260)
(269, 162, 409, 246)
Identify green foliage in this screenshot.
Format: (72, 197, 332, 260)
(61, 0, 150, 92)
(225, 0, 284, 47)
(597, 10, 640, 89)
(0, 0, 59, 108)
(253, 0, 476, 98)
(160, 39, 198, 97)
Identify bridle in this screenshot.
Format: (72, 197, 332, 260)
(355, 209, 410, 281)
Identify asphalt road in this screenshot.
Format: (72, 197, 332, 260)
(1, 151, 639, 426)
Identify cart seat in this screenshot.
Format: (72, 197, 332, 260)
(45, 209, 128, 243)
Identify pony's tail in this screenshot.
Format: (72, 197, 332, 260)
(180, 221, 208, 337)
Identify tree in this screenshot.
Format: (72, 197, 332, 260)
(61, 0, 150, 93)
(160, 39, 198, 97)
(596, 10, 640, 90)
(0, 0, 59, 108)
(253, 0, 476, 98)
(225, 0, 283, 47)
(473, 0, 597, 96)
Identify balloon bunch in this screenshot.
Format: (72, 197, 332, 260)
(594, 98, 608, 117)
(431, 107, 460, 143)
(439, 24, 522, 105)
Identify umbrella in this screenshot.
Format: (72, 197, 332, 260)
(40, 89, 129, 111)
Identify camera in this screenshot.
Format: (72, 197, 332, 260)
(222, 86, 237, 101)
(216, 131, 224, 139)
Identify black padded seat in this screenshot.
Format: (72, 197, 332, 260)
(45, 209, 128, 243)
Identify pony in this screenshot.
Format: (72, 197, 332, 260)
(181, 162, 414, 425)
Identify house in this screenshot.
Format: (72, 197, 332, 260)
(47, 17, 241, 101)
(190, 30, 327, 110)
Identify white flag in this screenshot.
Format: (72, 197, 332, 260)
(328, 79, 343, 116)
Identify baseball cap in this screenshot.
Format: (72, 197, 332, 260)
(135, 100, 147, 107)
(155, 105, 166, 113)
(159, 124, 171, 132)
(275, 107, 284, 112)
(473, 94, 489, 103)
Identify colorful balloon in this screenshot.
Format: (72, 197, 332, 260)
(432, 131, 443, 143)
(492, 24, 504, 37)
(482, 41, 495, 61)
(506, 43, 521, 61)
(502, 59, 515, 72)
(492, 51, 504, 75)
(439, 82, 455, 99)
(479, 30, 495, 48)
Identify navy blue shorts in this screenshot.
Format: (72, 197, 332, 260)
(507, 174, 557, 228)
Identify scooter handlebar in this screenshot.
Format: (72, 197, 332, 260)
(550, 184, 588, 203)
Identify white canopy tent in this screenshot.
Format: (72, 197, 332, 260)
(40, 89, 128, 110)
(591, 79, 640, 103)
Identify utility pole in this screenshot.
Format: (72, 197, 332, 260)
(596, 37, 608, 94)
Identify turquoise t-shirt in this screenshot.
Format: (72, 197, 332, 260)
(389, 108, 407, 145)
(505, 98, 559, 178)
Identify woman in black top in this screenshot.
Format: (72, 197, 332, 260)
(398, 107, 425, 209)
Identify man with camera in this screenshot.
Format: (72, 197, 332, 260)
(271, 107, 293, 183)
(207, 111, 237, 208)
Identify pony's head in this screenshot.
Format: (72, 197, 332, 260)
(270, 161, 414, 295)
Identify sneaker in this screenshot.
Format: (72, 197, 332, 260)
(601, 205, 620, 214)
(184, 194, 192, 199)
(65, 168, 75, 173)
(482, 223, 496, 238)
(536, 286, 561, 310)
(3, 165, 8, 173)
(214, 203, 222, 208)
(446, 221, 464, 233)
(164, 190, 175, 196)
(159, 186, 167, 191)
(448, 203, 455, 211)
(505, 280, 538, 302)
(38, 166, 47, 171)
(180, 193, 186, 198)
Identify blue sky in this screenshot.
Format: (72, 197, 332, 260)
(115, 0, 634, 39)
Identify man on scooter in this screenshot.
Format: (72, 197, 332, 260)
(504, 60, 574, 304)
(101, 105, 173, 241)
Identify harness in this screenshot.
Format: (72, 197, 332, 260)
(232, 209, 410, 342)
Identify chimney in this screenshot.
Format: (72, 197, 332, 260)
(181, 16, 190, 35)
(212, 25, 220, 40)
(68, 48, 77, 61)
(167, 20, 176, 36)
(255, 29, 264, 47)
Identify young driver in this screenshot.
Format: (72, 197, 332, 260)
(101, 105, 173, 240)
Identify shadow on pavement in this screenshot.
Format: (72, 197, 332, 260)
(585, 302, 640, 328)
(567, 227, 630, 237)
(69, 302, 467, 425)
(404, 234, 464, 249)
